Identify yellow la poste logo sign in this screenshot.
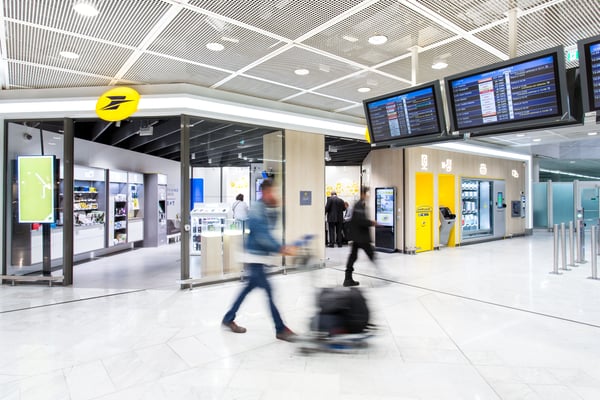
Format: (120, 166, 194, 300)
(96, 87, 140, 121)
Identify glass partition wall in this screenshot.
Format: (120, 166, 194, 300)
(186, 116, 284, 284)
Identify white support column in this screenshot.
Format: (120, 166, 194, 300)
(508, 5, 519, 59)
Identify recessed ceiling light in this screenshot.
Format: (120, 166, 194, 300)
(357, 87, 371, 93)
(516, 133, 525, 137)
(431, 61, 448, 70)
(221, 36, 239, 43)
(60, 51, 80, 59)
(206, 42, 224, 51)
(588, 131, 598, 136)
(294, 68, 310, 76)
(570, 161, 576, 164)
(73, 2, 99, 17)
(342, 35, 359, 42)
(368, 35, 388, 45)
(533, 138, 541, 142)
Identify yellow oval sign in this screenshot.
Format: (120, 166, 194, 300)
(95, 87, 140, 121)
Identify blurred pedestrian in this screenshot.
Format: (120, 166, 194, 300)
(344, 186, 376, 287)
(222, 179, 298, 341)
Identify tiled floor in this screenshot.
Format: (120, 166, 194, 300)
(2, 231, 600, 399)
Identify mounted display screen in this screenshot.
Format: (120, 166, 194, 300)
(578, 35, 600, 112)
(363, 81, 445, 144)
(18, 155, 56, 223)
(446, 47, 567, 134)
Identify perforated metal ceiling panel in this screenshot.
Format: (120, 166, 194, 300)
(5, 0, 170, 47)
(123, 53, 231, 87)
(6, 22, 133, 77)
(285, 92, 356, 112)
(188, 0, 366, 40)
(303, 0, 456, 66)
(148, 8, 285, 71)
(9, 62, 112, 88)
(316, 71, 411, 103)
(243, 45, 362, 90)
(217, 75, 302, 101)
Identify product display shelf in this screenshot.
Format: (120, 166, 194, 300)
(73, 182, 105, 226)
(113, 193, 127, 244)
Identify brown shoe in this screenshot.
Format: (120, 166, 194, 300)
(222, 321, 246, 333)
(276, 327, 297, 342)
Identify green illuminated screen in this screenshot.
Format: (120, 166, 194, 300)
(18, 155, 56, 223)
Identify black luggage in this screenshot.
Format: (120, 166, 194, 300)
(312, 287, 369, 334)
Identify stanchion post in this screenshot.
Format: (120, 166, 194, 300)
(568, 221, 577, 267)
(589, 225, 599, 280)
(560, 222, 570, 271)
(551, 224, 561, 275)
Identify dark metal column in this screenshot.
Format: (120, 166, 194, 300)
(180, 115, 190, 286)
(63, 118, 74, 285)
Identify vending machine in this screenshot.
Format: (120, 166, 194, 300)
(375, 187, 396, 252)
(460, 178, 505, 242)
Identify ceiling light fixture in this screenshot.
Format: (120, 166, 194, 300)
(588, 132, 598, 136)
(294, 68, 310, 76)
(357, 87, 371, 93)
(368, 35, 388, 45)
(60, 51, 80, 59)
(516, 133, 525, 137)
(73, 2, 99, 17)
(431, 61, 448, 70)
(206, 42, 224, 51)
(342, 35, 359, 42)
(533, 138, 541, 142)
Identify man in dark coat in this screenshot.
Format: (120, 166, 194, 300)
(325, 191, 346, 247)
(344, 186, 375, 286)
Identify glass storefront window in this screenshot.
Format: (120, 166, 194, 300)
(187, 116, 283, 283)
(4, 120, 65, 277)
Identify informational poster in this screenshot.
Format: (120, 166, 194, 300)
(375, 187, 395, 227)
(18, 155, 56, 223)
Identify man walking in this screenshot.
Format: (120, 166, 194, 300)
(222, 179, 297, 342)
(344, 186, 376, 287)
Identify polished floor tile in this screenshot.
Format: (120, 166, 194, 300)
(3, 231, 600, 399)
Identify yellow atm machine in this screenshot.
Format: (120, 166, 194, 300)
(416, 206, 433, 253)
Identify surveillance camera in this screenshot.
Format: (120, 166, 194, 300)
(22, 133, 32, 141)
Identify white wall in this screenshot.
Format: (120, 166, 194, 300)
(325, 165, 361, 204)
(191, 167, 220, 205)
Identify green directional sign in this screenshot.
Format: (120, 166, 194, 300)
(18, 155, 56, 223)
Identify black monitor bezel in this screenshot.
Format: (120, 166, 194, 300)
(444, 46, 570, 136)
(578, 34, 600, 113)
(362, 80, 447, 145)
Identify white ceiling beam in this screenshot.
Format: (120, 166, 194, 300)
(399, 0, 509, 60)
(110, 0, 189, 85)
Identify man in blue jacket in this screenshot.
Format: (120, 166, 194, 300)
(222, 179, 297, 341)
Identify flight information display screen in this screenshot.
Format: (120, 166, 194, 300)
(586, 42, 600, 110)
(448, 53, 562, 131)
(364, 84, 443, 143)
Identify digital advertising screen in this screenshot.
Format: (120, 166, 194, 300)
(364, 82, 445, 144)
(446, 48, 566, 133)
(375, 187, 395, 227)
(578, 35, 600, 112)
(18, 155, 56, 223)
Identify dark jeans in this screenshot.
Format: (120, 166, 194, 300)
(328, 221, 343, 246)
(345, 241, 375, 272)
(223, 263, 285, 333)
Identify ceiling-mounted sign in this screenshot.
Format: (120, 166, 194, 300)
(95, 87, 140, 121)
(18, 155, 56, 223)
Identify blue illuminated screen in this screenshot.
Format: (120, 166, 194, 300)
(449, 54, 561, 131)
(588, 42, 600, 110)
(366, 86, 441, 142)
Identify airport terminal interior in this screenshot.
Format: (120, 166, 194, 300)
(3, 0, 600, 399)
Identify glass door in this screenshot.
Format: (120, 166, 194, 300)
(461, 178, 493, 240)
